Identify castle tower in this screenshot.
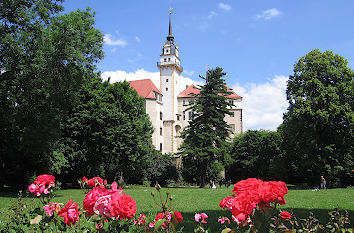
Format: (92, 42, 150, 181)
(157, 12, 183, 154)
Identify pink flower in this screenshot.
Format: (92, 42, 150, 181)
(195, 213, 208, 223)
(218, 217, 230, 224)
(93, 195, 113, 218)
(195, 213, 201, 222)
(28, 184, 41, 196)
(43, 203, 63, 216)
(58, 199, 79, 227)
(83, 186, 107, 216)
(201, 213, 208, 223)
(134, 213, 146, 225)
(149, 222, 155, 228)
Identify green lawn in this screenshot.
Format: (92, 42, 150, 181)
(0, 186, 353, 232)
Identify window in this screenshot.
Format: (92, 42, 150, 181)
(166, 87, 168, 91)
(229, 100, 234, 105)
(166, 79, 168, 82)
(160, 143, 162, 152)
(166, 49, 169, 53)
(230, 124, 235, 132)
(168, 58, 171, 61)
(230, 112, 234, 117)
(160, 112, 163, 120)
(160, 127, 162, 136)
(164, 58, 167, 62)
(188, 111, 192, 120)
(183, 100, 188, 106)
(183, 111, 185, 120)
(177, 115, 180, 121)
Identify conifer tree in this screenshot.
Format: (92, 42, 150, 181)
(179, 67, 233, 187)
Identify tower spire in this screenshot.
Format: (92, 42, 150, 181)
(167, 8, 174, 44)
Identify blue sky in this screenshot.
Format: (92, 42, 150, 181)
(63, 0, 354, 131)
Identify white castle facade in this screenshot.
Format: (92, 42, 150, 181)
(128, 15, 243, 159)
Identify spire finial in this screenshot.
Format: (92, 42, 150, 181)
(167, 8, 174, 44)
(168, 8, 173, 37)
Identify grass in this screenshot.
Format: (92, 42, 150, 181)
(0, 186, 353, 232)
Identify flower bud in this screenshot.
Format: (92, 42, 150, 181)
(169, 195, 173, 200)
(155, 183, 161, 191)
(150, 191, 155, 197)
(166, 190, 171, 195)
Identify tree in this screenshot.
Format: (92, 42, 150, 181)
(227, 130, 285, 182)
(0, 1, 103, 188)
(179, 67, 233, 187)
(53, 79, 155, 184)
(281, 49, 353, 187)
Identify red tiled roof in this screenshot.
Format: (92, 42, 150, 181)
(177, 84, 242, 99)
(128, 79, 161, 100)
(177, 84, 200, 98)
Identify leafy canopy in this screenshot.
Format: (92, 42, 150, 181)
(281, 49, 353, 187)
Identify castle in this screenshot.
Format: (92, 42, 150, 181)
(128, 14, 243, 156)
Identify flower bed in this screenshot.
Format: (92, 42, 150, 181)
(0, 175, 351, 232)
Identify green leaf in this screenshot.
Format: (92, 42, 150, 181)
(154, 219, 167, 231)
(221, 228, 234, 233)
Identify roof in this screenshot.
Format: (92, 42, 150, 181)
(177, 85, 200, 98)
(128, 79, 161, 100)
(177, 84, 242, 99)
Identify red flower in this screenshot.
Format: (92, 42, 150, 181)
(232, 178, 263, 195)
(108, 192, 136, 219)
(280, 211, 292, 220)
(260, 181, 287, 204)
(35, 174, 55, 186)
(231, 193, 257, 223)
(83, 186, 107, 215)
(28, 174, 55, 196)
(174, 211, 183, 223)
(86, 177, 105, 188)
(58, 199, 79, 227)
(219, 196, 234, 210)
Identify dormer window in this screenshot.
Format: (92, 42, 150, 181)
(166, 49, 169, 53)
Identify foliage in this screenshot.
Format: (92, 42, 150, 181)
(0, 0, 103, 188)
(146, 152, 179, 187)
(179, 67, 233, 187)
(227, 130, 285, 182)
(53, 79, 155, 184)
(281, 49, 354, 187)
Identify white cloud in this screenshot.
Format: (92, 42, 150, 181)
(183, 70, 195, 76)
(256, 8, 281, 20)
(208, 11, 218, 19)
(232, 75, 289, 131)
(218, 2, 232, 11)
(135, 36, 141, 43)
(101, 69, 203, 94)
(103, 34, 127, 46)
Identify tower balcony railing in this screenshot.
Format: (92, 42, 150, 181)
(157, 61, 183, 71)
